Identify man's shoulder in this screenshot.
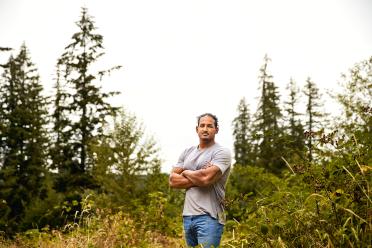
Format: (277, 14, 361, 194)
(211, 144, 232, 173)
(180, 145, 198, 156)
(212, 143, 231, 155)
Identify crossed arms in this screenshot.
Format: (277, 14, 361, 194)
(169, 162, 223, 189)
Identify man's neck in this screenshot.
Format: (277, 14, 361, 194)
(198, 140, 215, 150)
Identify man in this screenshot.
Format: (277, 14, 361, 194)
(169, 113, 231, 248)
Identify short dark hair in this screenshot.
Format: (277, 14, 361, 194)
(197, 113, 219, 128)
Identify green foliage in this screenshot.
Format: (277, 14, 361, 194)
(224, 131, 370, 247)
(0, 44, 49, 234)
(129, 191, 183, 237)
(226, 57, 371, 246)
(88, 109, 185, 238)
(91, 110, 163, 205)
(232, 98, 256, 166)
(49, 65, 75, 191)
(253, 55, 286, 174)
(303, 77, 327, 162)
(51, 7, 120, 193)
(226, 165, 283, 220)
(282, 78, 306, 163)
(336, 56, 371, 166)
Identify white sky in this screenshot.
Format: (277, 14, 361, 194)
(1, 0, 371, 172)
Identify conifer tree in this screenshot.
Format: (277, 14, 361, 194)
(283, 78, 305, 162)
(253, 55, 285, 173)
(52, 8, 120, 192)
(303, 77, 325, 161)
(337, 56, 371, 163)
(91, 110, 162, 205)
(0, 48, 9, 163)
(0, 44, 48, 232)
(50, 65, 75, 192)
(232, 97, 256, 166)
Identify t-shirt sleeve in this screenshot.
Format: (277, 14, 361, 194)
(173, 149, 187, 169)
(211, 148, 231, 174)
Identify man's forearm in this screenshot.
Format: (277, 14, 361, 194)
(169, 172, 195, 189)
(182, 165, 221, 187)
(181, 169, 209, 187)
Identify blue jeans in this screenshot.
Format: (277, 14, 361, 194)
(183, 214, 224, 248)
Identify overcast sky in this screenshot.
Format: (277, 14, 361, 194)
(1, 0, 371, 172)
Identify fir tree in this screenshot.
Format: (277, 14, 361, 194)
(52, 8, 120, 192)
(0, 44, 48, 233)
(91, 110, 162, 205)
(283, 78, 306, 162)
(232, 97, 256, 166)
(303, 77, 325, 161)
(253, 55, 285, 174)
(336, 56, 371, 164)
(50, 65, 75, 192)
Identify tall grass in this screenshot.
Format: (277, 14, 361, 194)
(0, 195, 185, 248)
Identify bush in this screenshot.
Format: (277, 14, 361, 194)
(223, 131, 371, 247)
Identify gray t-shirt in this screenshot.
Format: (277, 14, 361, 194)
(174, 143, 231, 224)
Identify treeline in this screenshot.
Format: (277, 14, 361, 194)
(232, 55, 327, 174)
(0, 8, 168, 236)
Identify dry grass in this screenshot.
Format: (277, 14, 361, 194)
(0, 210, 185, 248)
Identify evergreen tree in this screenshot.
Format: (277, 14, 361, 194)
(0, 49, 9, 163)
(0, 44, 48, 233)
(253, 55, 285, 173)
(232, 97, 256, 166)
(91, 110, 162, 207)
(49, 65, 75, 192)
(52, 8, 120, 192)
(336, 56, 371, 163)
(303, 77, 325, 161)
(283, 78, 306, 162)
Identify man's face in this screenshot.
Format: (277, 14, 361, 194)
(196, 115, 218, 142)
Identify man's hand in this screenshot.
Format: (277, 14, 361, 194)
(202, 161, 214, 169)
(181, 163, 222, 187)
(169, 167, 195, 189)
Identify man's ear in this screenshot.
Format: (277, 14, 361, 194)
(195, 126, 199, 133)
(215, 127, 219, 134)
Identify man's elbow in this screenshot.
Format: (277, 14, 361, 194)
(169, 173, 180, 188)
(169, 175, 176, 188)
(169, 180, 186, 189)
